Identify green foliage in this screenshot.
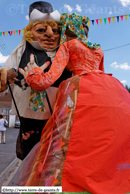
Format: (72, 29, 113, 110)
(125, 85, 130, 93)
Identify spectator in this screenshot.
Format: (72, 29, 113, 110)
(0, 114, 7, 144)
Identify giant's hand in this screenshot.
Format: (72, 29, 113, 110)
(0, 68, 18, 92)
(22, 130, 35, 140)
(19, 54, 50, 79)
(0, 68, 8, 92)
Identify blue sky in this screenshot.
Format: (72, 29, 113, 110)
(0, 0, 130, 86)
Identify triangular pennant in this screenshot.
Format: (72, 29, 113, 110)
(92, 20, 94, 25)
(104, 18, 107, 24)
(3, 32, 5, 36)
(120, 15, 123, 21)
(8, 31, 11, 36)
(108, 17, 111, 24)
(21, 30, 24, 34)
(100, 19, 102, 24)
(18, 30, 21, 35)
(117, 16, 119, 22)
(13, 31, 15, 35)
(0, 32, 2, 37)
(112, 17, 115, 23)
(5, 31, 8, 36)
(96, 19, 98, 25)
(10, 31, 13, 36)
(16, 30, 18, 35)
(129, 14, 130, 17)
(125, 15, 127, 21)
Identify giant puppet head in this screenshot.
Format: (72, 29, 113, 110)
(23, 1, 61, 50)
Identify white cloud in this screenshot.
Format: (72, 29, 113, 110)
(25, 15, 29, 20)
(76, 4, 82, 12)
(119, 62, 130, 70)
(110, 62, 130, 70)
(64, 4, 73, 12)
(121, 80, 127, 83)
(119, 0, 130, 7)
(110, 62, 118, 68)
(0, 52, 9, 64)
(109, 11, 113, 15)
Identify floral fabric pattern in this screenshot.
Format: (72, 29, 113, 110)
(59, 13, 100, 49)
(29, 89, 46, 112)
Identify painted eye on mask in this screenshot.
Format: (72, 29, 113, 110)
(37, 28, 46, 33)
(52, 29, 58, 34)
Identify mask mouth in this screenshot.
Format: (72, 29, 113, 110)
(29, 41, 59, 51)
(43, 41, 55, 46)
(43, 38, 55, 42)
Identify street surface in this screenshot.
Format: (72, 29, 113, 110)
(0, 128, 19, 175)
(0, 128, 19, 194)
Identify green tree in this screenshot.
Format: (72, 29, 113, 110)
(125, 85, 130, 93)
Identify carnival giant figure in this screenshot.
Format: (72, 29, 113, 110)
(0, 1, 71, 160)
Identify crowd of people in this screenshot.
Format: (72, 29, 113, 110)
(0, 1, 130, 194)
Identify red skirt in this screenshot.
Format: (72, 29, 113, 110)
(13, 73, 130, 194)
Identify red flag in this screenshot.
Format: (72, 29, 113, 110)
(10, 31, 13, 35)
(108, 17, 111, 24)
(3, 32, 5, 36)
(120, 15, 123, 21)
(96, 19, 98, 25)
(18, 30, 21, 35)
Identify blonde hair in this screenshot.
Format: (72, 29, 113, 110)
(22, 20, 58, 42)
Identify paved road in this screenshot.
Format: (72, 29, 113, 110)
(0, 127, 20, 194)
(0, 127, 19, 175)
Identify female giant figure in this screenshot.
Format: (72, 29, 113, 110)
(14, 13, 130, 194)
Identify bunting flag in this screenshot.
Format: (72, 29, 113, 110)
(96, 19, 98, 25)
(120, 15, 123, 21)
(108, 17, 111, 24)
(88, 14, 130, 26)
(18, 30, 21, 35)
(104, 18, 107, 24)
(0, 14, 130, 36)
(8, 31, 11, 36)
(88, 20, 90, 26)
(112, 17, 115, 23)
(125, 15, 127, 21)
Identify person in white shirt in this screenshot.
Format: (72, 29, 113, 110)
(0, 114, 7, 144)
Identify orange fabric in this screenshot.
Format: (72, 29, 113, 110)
(62, 73, 130, 193)
(26, 39, 104, 91)
(13, 74, 130, 194)
(13, 75, 81, 187)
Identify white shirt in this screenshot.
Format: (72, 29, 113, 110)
(0, 118, 6, 131)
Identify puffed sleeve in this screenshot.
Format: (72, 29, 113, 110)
(26, 42, 70, 91)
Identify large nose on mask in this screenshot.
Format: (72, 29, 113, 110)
(46, 25, 53, 37)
